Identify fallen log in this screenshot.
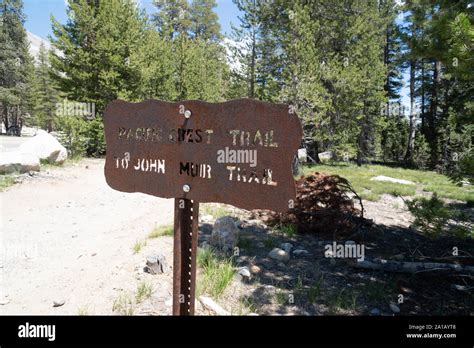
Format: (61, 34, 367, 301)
(347, 258, 474, 274)
(199, 296, 230, 315)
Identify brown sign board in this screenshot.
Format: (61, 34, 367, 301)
(103, 99, 303, 212)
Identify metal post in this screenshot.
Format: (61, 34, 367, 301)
(172, 198, 199, 315)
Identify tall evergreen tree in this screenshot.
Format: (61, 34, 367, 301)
(153, 0, 191, 39)
(0, 0, 34, 134)
(190, 0, 221, 41)
(231, 0, 260, 99)
(152, 0, 228, 102)
(32, 43, 59, 131)
(50, 0, 146, 113)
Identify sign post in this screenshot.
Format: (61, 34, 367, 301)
(173, 198, 199, 315)
(103, 99, 302, 315)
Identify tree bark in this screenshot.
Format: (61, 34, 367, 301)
(404, 59, 416, 163)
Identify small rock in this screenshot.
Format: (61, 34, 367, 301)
(452, 284, 468, 291)
(318, 151, 334, 161)
(53, 300, 65, 307)
(277, 262, 286, 268)
(210, 216, 240, 253)
(249, 264, 261, 274)
(0, 299, 10, 305)
(20, 130, 67, 164)
(268, 248, 290, 262)
(292, 249, 309, 257)
(389, 303, 400, 313)
(370, 175, 415, 185)
(370, 308, 381, 316)
(256, 242, 265, 248)
(280, 243, 293, 253)
(236, 266, 251, 282)
(144, 254, 168, 274)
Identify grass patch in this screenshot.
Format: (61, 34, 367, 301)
(148, 224, 173, 238)
(364, 281, 388, 302)
(201, 203, 233, 219)
(77, 306, 89, 315)
(197, 248, 235, 298)
(112, 292, 134, 315)
(263, 235, 279, 249)
(40, 156, 83, 169)
(277, 223, 297, 238)
(132, 239, 146, 254)
(136, 281, 153, 303)
(274, 288, 288, 305)
(40, 158, 63, 167)
(327, 288, 359, 313)
(0, 175, 16, 191)
(237, 296, 258, 315)
(301, 163, 474, 203)
(308, 276, 323, 304)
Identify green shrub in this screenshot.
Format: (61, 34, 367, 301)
(84, 117, 105, 157)
(57, 115, 87, 158)
(406, 194, 472, 238)
(413, 133, 431, 169)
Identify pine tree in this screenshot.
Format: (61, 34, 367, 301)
(31, 43, 59, 131)
(152, 0, 228, 102)
(0, 0, 35, 135)
(50, 0, 146, 113)
(134, 26, 177, 100)
(190, 0, 221, 41)
(231, 0, 260, 99)
(153, 0, 191, 39)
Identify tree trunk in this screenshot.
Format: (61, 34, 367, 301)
(306, 137, 321, 164)
(249, 27, 256, 99)
(421, 60, 425, 133)
(428, 60, 442, 167)
(404, 59, 416, 163)
(2, 105, 9, 134)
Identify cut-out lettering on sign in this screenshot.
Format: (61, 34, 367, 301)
(103, 99, 303, 211)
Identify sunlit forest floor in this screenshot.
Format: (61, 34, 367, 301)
(302, 162, 473, 204)
(193, 163, 473, 316)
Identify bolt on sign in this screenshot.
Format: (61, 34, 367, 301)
(103, 99, 303, 315)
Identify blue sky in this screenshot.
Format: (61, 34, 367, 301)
(23, 0, 241, 40)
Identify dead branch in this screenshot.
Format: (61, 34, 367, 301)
(347, 258, 474, 274)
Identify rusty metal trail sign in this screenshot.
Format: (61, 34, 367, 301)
(103, 99, 302, 315)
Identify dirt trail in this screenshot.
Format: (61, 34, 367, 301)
(0, 158, 175, 315)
